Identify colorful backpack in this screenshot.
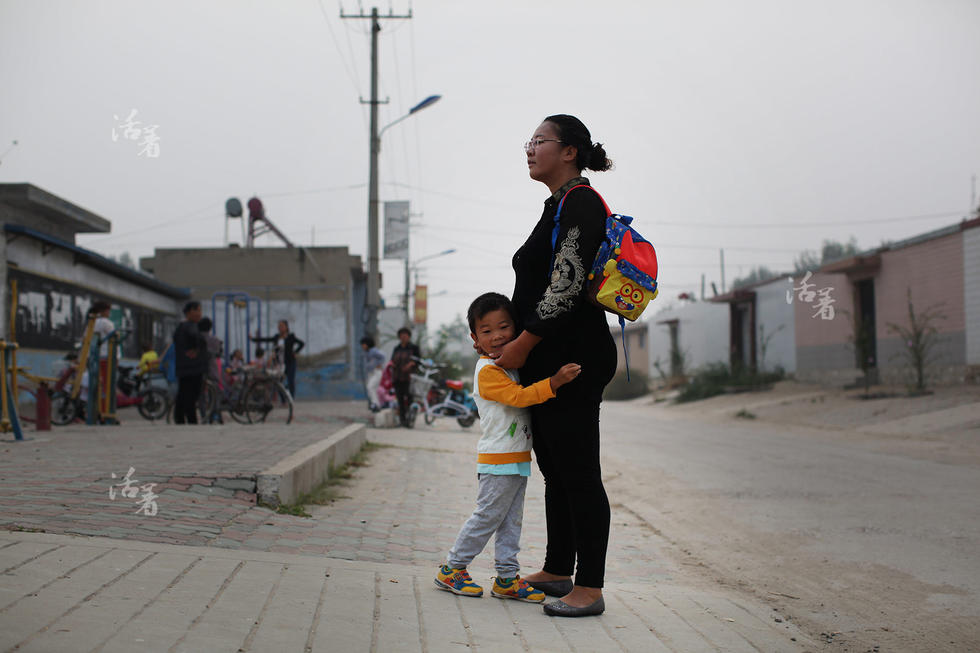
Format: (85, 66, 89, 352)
(551, 185, 659, 322)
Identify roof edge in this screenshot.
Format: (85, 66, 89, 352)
(5, 224, 189, 300)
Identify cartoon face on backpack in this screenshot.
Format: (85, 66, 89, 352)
(613, 282, 646, 313)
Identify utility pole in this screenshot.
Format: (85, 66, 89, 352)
(719, 248, 726, 293)
(341, 5, 412, 338)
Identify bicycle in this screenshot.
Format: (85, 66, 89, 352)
(405, 357, 478, 429)
(176, 367, 293, 425)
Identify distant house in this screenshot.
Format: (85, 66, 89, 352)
(644, 300, 728, 383)
(711, 276, 797, 376)
(794, 217, 980, 386)
(611, 320, 649, 379)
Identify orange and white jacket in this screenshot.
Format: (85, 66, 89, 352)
(472, 356, 555, 465)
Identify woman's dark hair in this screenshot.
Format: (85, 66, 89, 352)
(278, 319, 289, 331)
(198, 317, 213, 332)
(467, 292, 515, 332)
(88, 300, 111, 316)
(255, 347, 265, 358)
(543, 114, 613, 172)
(360, 336, 375, 348)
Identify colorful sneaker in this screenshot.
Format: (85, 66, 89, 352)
(434, 565, 483, 597)
(491, 575, 546, 603)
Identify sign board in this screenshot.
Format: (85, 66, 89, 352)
(383, 201, 410, 260)
(413, 284, 427, 324)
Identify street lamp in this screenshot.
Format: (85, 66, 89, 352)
(405, 248, 456, 319)
(366, 94, 442, 338)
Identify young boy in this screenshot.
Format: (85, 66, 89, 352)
(435, 292, 580, 602)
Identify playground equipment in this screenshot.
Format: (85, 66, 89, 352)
(1, 280, 25, 439)
(0, 340, 24, 440)
(211, 292, 262, 365)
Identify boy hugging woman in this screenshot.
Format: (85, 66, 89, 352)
(434, 292, 580, 611)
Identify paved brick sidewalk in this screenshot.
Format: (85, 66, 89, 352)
(0, 404, 359, 546)
(0, 403, 816, 651)
(0, 531, 813, 652)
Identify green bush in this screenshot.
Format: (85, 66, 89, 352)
(603, 369, 649, 400)
(675, 363, 784, 403)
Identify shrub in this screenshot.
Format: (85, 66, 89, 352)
(675, 363, 784, 403)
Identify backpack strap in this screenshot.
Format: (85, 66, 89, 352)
(551, 185, 612, 252)
(550, 185, 612, 275)
(619, 315, 630, 382)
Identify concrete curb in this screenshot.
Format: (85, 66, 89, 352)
(256, 422, 366, 507)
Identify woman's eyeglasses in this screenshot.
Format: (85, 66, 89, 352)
(523, 138, 563, 153)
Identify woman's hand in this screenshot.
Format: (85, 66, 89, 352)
(491, 339, 528, 369)
(493, 331, 541, 369)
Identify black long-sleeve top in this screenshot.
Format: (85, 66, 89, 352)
(252, 332, 305, 365)
(173, 320, 208, 377)
(512, 176, 617, 390)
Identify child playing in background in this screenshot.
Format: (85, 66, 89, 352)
(434, 292, 580, 602)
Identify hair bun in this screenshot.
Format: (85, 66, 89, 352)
(588, 142, 613, 172)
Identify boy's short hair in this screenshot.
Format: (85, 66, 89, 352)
(360, 336, 375, 348)
(183, 301, 201, 315)
(467, 292, 515, 332)
(255, 347, 264, 358)
(198, 317, 213, 332)
(397, 327, 412, 337)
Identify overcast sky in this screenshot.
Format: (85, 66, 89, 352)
(2, 0, 978, 332)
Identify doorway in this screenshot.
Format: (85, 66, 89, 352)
(854, 278, 877, 375)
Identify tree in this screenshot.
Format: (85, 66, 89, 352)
(109, 251, 136, 269)
(793, 250, 820, 274)
(731, 266, 778, 289)
(820, 237, 859, 264)
(426, 315, 478, 384)
(886, 288, 947, 394)
(794, 238, 860, 274)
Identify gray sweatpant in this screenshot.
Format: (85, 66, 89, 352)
(447, 473, 528, 577)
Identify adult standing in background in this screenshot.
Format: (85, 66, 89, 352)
(253, 320, 305, 397)
(390, 327, 420, 426)
(173, 301, 207, 424)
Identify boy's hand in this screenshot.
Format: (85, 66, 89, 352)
(549, 363, 581, 392)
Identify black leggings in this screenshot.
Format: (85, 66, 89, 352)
(174, 374, 203, 424)
(531, 387, 610, 588)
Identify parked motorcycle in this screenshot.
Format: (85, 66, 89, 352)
(406, 357, 479, 428)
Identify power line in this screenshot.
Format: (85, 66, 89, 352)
(316, 0, 362, 98)
(655, 210, 966, 229)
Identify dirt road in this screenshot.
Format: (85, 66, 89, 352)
(601, 383, 980, 652)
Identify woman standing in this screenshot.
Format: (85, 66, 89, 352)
(493, 114, 617, 617)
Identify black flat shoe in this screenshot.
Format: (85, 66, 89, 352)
(526, 579, 573, 597)
(543, 596, 605, 617)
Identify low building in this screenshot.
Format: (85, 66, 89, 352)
(794, 217, 980, 386)
(711, 276, 797, 376)
(645, 299, 729, 384)
(611, 320, 649, 379)
(0, 183, 187, 390)
(141, 245, 367, 399)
